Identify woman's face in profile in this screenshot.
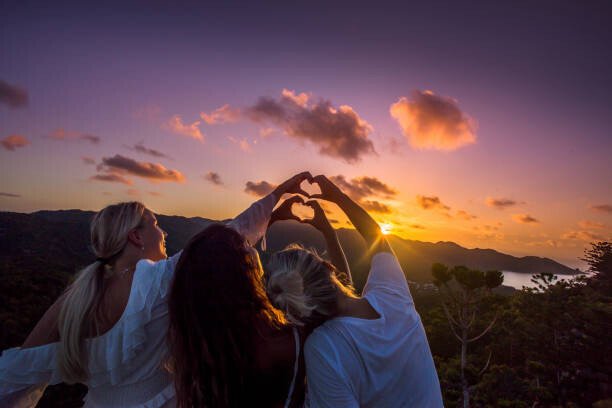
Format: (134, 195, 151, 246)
(139, 210, 167, 261)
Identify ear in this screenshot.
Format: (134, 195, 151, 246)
(127, 228, 144, 248)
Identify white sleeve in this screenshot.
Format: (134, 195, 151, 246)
(363, 252, 411, 299)
(226, 193, 276, 247)
(304, 336, 358, 408)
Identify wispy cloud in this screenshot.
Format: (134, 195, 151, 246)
(204, 171, 224, 186)
(90, 173, 133, 185)
(512, 214, 539, 224)
(125, 141, 172, 160)
(390, 90, 476, 151)
(361, 200, 392, 214)
(416, 195, 450, 211)
(578, 220, 605, 229)
(228, 136, 251, 152)
(485, 197, 519, 209)
(245, 89, 375, 163)
(50, 128, 100, 144)
(0, 192, 21, 198)
(456, 210, 478, 220)
(0, 80, 28, 108)
(200, 104, 240, 125)
(244, 180, 277, 197)
(589, 204, 612, 214)
(562, 230, 605, 241)
(96, 154, 186, 183)
(164, 115, 203, 141)
(329, 175, 397, 214)
(81, 156, 96, 165)
(1, 134, 30, 151)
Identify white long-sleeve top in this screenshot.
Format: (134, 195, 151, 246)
(0, 193, 277, 408)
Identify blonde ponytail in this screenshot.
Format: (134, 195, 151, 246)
(57, 202, 146, 383)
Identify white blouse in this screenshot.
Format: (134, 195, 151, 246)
(0, 193, 277, 408)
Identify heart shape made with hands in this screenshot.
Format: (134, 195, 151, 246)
(299, 179, 322, 198)
(290, 201, 315, 222)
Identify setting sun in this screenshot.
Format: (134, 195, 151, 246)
(379, 223, 393, 235)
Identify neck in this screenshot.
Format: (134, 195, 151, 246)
(111, 252, 140, 276)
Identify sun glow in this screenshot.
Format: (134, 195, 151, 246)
(379, 223, 393, 235)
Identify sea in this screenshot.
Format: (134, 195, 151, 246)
(502, 270, 581, 289)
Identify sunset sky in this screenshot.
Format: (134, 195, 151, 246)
(1, 1, 610, 268)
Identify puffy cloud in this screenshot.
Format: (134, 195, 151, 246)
(512, 214, 539, 224)
(590, 204, 612, 214)
(0, 192, 20, 198)
(330, 175, 397, 201)
(200, 104, 241, 125)
(578, 220, 605, 229)
(246, 90, 375, 163)
(164, 115, 203, 141)
(1, 134, 30, 151)
(90, 173, 133, 185)
(97, 154, 186, 183)
(390, 90, 476, 151)
(416, 195, 450, 211)
(50, 128, 100, 144)
(0, 80, 28, 108)
(125, 142, 172, 160)
(244, 180, 277, 197)
(204, 171, 223, 186)
(485, 197, 518, 209)
(81, 156, 96, 165)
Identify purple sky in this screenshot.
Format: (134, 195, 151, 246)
(1, 0, 611, 268)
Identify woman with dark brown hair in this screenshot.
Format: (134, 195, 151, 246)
(166, 173, 310, 408)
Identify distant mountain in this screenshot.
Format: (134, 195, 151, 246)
(0, 209, 577, 290)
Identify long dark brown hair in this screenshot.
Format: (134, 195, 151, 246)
(167, 223, 287, 408)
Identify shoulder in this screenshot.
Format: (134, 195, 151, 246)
(135, 251, 182, 300)
(363, 252, 411, 299)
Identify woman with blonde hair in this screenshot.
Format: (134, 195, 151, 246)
(266, 175, 444, 408)
(0, 172, 311, 407)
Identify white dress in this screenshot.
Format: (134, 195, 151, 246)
(0, 193, 277, 408)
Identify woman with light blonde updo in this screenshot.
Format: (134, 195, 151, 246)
(265, 175, 443, 408)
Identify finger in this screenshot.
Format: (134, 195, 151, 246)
(295, 188, 310, 198)
(285, 195, 304, 205)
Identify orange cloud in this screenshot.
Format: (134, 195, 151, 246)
(164, 115, 203, 141)
(200, 104, 241, 125)
(562, 230, 605, 242)
(228, 136, 251, 152)
(578, 220, 605, 229)
(590, 204, 612, 214)
(244, 180, 277, 197)
(50, 128, 100, 144)
(512, 214, 539, 224)
(485, 197, 518, 209)
(361, 200, 392, 214)
(97, 154, 185, 183)
(390, 90, 476, 151)
(1, 134, 30, 151)
(204, 171, 224, 186)
(0, 80, 28, 108)
(456, 210, 477, 220)
(330, 175, 397, 201)
(246, 90, 375, 163)
(416, 195, 450, 211)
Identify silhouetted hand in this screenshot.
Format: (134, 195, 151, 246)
(308, 174, 344, 203)
(301, 200, 334, 235)
(270, 195, 304, 224)
(273, 171, 312, 198)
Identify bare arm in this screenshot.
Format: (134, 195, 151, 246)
(310, 175, 392, 255)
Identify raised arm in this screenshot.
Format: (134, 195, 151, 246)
(228, 171, 311, 245)
(310, 175, 392, 255)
